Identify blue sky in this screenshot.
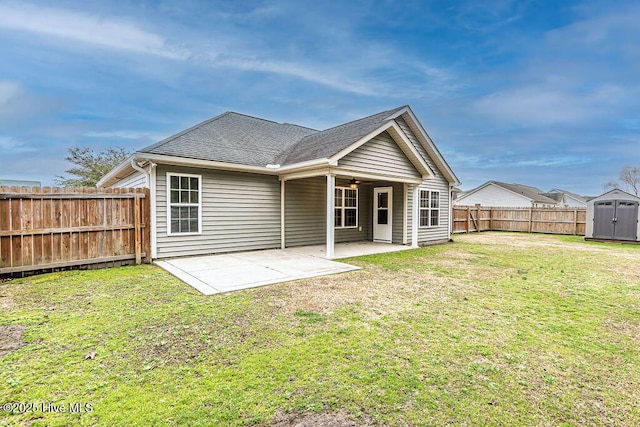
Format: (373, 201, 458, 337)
(0, 0, 638, 195)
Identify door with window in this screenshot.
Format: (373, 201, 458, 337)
(373, 187, 393, 243)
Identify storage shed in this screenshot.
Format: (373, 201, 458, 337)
(585, 189, 640, 242)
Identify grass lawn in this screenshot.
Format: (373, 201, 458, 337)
(1, 232, 639, 426)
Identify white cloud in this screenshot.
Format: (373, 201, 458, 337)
(0, 137, 37, 154)
(0, 2, 187, 59)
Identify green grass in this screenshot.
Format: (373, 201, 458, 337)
(1, 232, 639, 426)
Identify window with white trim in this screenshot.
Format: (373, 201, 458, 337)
(167, 173, 201, 235)
(419, 190, 440, 227)
(334, 187, 358, 228)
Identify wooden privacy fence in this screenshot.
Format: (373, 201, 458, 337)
(453, 206, 587, 235)
(0, 186, 150, 275)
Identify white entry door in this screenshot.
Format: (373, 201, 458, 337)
(373, 187, 393, 243)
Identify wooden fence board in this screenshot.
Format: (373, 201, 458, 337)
(0, 187, 150, 275)
(453, 206, 586, 235)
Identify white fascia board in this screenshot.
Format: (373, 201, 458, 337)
(275, 158, 331, 173)
(400, 107, 461, 186)
(135, 153, 276, 175)
(96, 154, 137, 188)
(331, 167, 423, 184)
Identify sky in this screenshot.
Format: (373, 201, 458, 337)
(0, 0, 639, 195)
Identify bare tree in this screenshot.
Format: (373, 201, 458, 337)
(604, 165, 640, 195)
(55, 146, 131, 187)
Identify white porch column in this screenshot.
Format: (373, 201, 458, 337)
(280, 179, 286, 249)
(326, 173, 335, 258)
(412, 184, 419, 248)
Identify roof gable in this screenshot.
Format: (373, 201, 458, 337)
(458, 181, 559, 205)
(280, 106, 406, 165)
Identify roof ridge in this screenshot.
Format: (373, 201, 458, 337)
(227, 111, 319, 131)
(311, 106, 405, 134)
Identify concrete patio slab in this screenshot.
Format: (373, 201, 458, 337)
(155, 242, 414, 295)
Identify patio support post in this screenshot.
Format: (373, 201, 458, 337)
(280, 179, 286, 249)
(412, 184, 419, 248)
(326, 173, 335, 258)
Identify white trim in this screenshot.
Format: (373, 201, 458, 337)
(334, 186, 359, 229)
(279, 166, 423, 184)
(411, 185, 419, 248)
(166, 172, 202, 236)
(373, 186, 393, 243)
(403, 183, 408, 245)
(418, 189, 441, 228)
(150, 163, 157, 259)
(280, 179, 286, 249)
(326, 174, 335, 259)
(448, 184, 454, 240)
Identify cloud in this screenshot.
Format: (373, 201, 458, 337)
(0, 2, 187, 59)
(0, 80, 57, 123)
(0, 137, 37, 154)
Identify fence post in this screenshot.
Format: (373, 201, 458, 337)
(528, 207, 533, 233)
(477, 205, 481, 232)
(573, 209, 578, 235)
(466, 206, 470, 233)
(489, 208, 493, 231)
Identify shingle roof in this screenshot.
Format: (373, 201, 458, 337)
(547, 188, 588, 203)
(140, 112, 318, 167)
(492, 181, 559, 204)
(139, 107, 408, 167)
(279, 106, 407, 165)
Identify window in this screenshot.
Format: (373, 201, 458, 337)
(334, 187, 358, 228)
(419, 190, 440, 227)
(167, 173, 201, 235)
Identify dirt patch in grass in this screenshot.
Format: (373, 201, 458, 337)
(265, 412, 373, 427)
(0, 325, 26, 357)
(258, 266, 458, 319)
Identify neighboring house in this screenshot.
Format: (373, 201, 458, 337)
(0, 179, 41, 188)
(98, 105, 460, 259)
(543, 189, 588, 208)
(453, 181, 558, 208)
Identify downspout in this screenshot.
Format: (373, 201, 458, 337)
(449, 183, 454, 241)
(131, 158, 158, 259)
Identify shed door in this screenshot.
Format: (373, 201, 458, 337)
(593, 201, 615, 239)
(613, 201, 639, 241)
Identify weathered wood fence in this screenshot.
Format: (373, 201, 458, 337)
(453, 206, 587, 235)
(0, 187, 150, 275)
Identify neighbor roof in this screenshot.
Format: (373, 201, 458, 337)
(547, 188, 588, 203)
(491, 182, 558, 204)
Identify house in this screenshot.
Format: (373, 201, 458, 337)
(453, 181, 558, 208)
(0, 179, 41, 188)
(97, 105, 460, 260)
(543, 189, 587, 208)
(585, 189, 640, 242)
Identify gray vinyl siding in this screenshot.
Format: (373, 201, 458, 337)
(284, 177, 369, 247)
(338, 131, 421, 178)
(109, 170, 147, 188)
(284, 177, 325, 247)
(335, 178, 369, 243)
(396, 118, 451, 244)
(156, 165, 281, 258)
(369, 182, 405, 244)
